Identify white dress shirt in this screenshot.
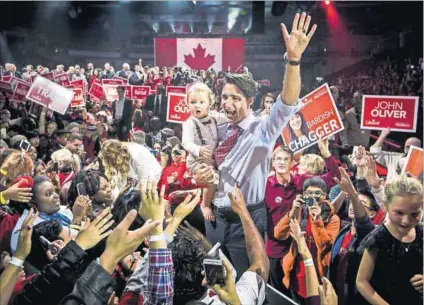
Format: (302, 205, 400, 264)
(115, 97, 125, 120)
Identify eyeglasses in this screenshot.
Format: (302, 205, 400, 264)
(304, 191, 324, 197)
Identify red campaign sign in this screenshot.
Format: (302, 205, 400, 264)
(0, 80, 13, 94)
(102, 79, 124, 86)
(11, 81, 31, 103)
(70, 79, 84, 91)
(88, 83, 104, 101)
(113, 75, 129, 84)
(41, 72, 54, 81)
(166, 86, 186, 96)
(54, 73, 71, 87)
(103, 85, 132, 102)
(132, 86, 150, 100)
(402, 146, 423, 178)
(166, 93, 190, 124)
(281, 83, 345, 153)
(257, 79, 271, 87)
(26, 75, 74, 115)
(71, 88, 84, 108)
(361, 95, 419, 133)
(2, 76, 12, 82)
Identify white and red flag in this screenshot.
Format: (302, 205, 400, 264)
(154, 38, 244, 72)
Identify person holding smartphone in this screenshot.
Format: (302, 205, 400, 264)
(274, 176, 340, 305)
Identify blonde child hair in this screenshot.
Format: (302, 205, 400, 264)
(186, 82, 215, 108)
(384, 174, 423, 205)
(299, 154, 325, 175)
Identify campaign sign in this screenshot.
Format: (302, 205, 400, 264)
(113, 75, 129, 84)
(361, 95, 419, 133)
(402, 146, 423, 178)
(103, 85, 132, 102)
(41, 72, 54, 81)
(11, 81, 31, 103)
(71, 88, 84, 108)
(132, 86, 150, 100)
(166, 93, 190, 124)
(70, 79, 84, 91)
(54, 73, 71, 87)
(166, 86, 186, 96)
(0, 80, 13, 94)
(2, 75, 12, 82)
(102, 78, 124, 86)
(88, 83, 104, 101)
(26, 75, 74, 114)
(257, 79, 271, 87)
(281, 83, 344, 153)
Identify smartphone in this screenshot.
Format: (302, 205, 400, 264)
(301, 197, 315, 207)
(19, 140, 31, 152)
(39, 236, 58, 255)
(77, 182, 87, 196)
(203, 259, 225, 286)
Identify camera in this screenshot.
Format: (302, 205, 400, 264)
(301, 196, 315, 207)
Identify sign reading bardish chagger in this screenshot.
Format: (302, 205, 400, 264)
(166, 93, 190, 124)
(25, 75, 74, 114)
(361, 95, 419, 133)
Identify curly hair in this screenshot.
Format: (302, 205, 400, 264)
(98, 140, 130, 188)
(0, 149, 34, 186)
(67, 170, 108, 207)
(111, 187, 145, 231)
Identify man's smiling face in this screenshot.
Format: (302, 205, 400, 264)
(221, 83, 252, 123)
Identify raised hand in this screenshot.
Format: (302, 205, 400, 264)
(319, 277, 338, 305)
(140, 183, 166, 222)
(317, 135, 330, 158)
(15, 208, 39, 260)
(72, 195, 92, 225)
(75, 207, 114, 251)
(211, 258, 242, 305)
(2, 182, 32, 203)
(334, 167, 357, 196)
(281, 12, 317, 61)
(365, 157, 384, 189)
(289, 218, 310, 259)
(173, 189, 201, 220)
(99, 210, 161, 274)
(228, 185, 248, 215)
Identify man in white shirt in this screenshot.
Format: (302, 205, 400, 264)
(127, 130, 162, 185)
(112, 86, 133, 141)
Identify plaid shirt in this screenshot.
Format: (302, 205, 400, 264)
(120, 248, 174, 305)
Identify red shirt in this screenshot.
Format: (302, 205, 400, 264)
(265, 175, 299, 258)
(158, 162, 187, 200)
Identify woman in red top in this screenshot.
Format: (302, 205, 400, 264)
(89, 68, 102, 88)
(128, 109, 145, 142)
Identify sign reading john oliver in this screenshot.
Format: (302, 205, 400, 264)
(281, 83, 344, 153)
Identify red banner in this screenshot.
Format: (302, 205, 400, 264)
(70, 79, 84, 90)
(281, 83, 344, 153)
(166, 93, 190, 124)
(102, 79, 124, 86)
(361, 95, 419, 133)
(54, 73, 71, 87)
(402, 146, 423, 178)
(166, 86, 186, 96)
(26, 75, 74, 114)
(2, 76, 12, 83)
(71, 88, 84, 108)
(103, 85, 132, 102)
(88, 83, 104, 102)
(11, 81, 31, 103)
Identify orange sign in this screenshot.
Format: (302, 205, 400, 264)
(402, 146, 423, 179)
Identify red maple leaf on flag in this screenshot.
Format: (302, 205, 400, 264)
(184, 44, 216, 70)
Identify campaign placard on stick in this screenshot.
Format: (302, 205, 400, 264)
(54, 73, 71, 87)
(113, 75, 129, 84)
(70, 79, 84, 91)
(89, 83, 104, 101)
(402, 146, 423, 178)
(132, 86, 150, 105)
(281, 83, 344, 153)
(11, 81, 31, 103)
(71, 88, 84, 108)
(166, 93, 190, 124)
(103, 85, 132, 102)
(102, 78, 124, 86)
(361, 95, 419, 133)
(41, 72, 54, 82)
(26, 75, 74, 114)
(166, 86, 186, 96)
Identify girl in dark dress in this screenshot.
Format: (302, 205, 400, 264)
(356, 175, 423, 305)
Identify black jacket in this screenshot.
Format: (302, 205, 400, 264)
(112, 98, 133, 128)
(59, 261, 115, 305)
(12, 241, 90, 305)
(145, 94, 168, 126)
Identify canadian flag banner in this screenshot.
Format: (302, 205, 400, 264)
(155, 38, 244, 72)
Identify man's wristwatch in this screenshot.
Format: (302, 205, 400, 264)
(283, 52, 301, 66)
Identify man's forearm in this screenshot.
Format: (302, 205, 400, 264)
(239, 209, 269, 281)
(281, 64, 301, 105)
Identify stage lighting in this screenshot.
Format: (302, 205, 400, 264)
(325, 1, 330, 5)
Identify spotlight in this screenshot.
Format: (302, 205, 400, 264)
(325, 0, 330, 5)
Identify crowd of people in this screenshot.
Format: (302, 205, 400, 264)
(0, 12, 423, 305)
